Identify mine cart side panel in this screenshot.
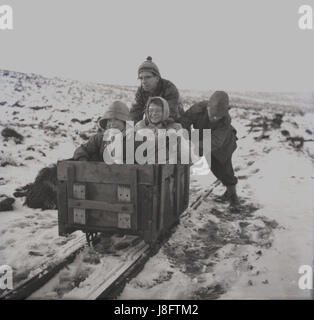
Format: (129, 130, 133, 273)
(159, 165, 176, 234)
(158, 164, 190, 234)
(79, 168, 136, 231)
(139, 184, 157, 243)
(183, 165, 190, 210)
(57, 161, 141, 235)
(178, 165, 190, 213)
(57, 161, 159, 239)
(57, 179, 71, 236)
(57, 161, 190, 243)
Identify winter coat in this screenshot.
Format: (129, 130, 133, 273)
(73, 132, 127, 163)
(130, 78, 183, 123)
(179, 101, 237, 163)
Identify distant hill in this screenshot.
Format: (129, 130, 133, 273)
(1, 69, 313, 113)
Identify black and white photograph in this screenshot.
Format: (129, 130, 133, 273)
(0, 0, 313, 305)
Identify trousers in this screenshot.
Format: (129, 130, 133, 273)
(210, 154, 238, 186)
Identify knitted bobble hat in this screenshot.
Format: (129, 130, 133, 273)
(138, 56, 161, 77)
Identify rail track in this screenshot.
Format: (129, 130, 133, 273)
(1, 181, 219, 300)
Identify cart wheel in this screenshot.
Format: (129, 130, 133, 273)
(85, 232, 100, 247)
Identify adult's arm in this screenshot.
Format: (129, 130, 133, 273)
(178, 101, 206, 132)
(130, 88, 145, 123)
(73, 133, 103, 161)
(163, 81, 181, 121)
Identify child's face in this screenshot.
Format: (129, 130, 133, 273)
(106, 118, 126, 131)
(148, 103, 163, 124)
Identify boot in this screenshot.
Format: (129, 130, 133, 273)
(228, 185, 241, 211)
(214, 188, 231, 202)
(215, 186, 232, 202)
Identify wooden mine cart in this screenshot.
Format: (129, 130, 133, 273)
(57, 161, 190, 244)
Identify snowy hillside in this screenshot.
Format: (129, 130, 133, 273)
(0, 69, 314, 299)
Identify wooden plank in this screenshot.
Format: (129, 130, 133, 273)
(179, 168, 185, 212)
(58, 161, 155, 185)
(73, 209, 86, 225)
(169, 168, 175, 211)
(159, 166, 167, 231)
(129, 168, 138, 230)
(96, 242, 151, 300)
(184, 165, 190, 210)
(66, 166, 75, 225)
(154, 166, 162, 236)
(68, 199, 134, 213)
(65, 240, 151, 300)
(151, 185, 159, 243)
(117, 185, 131, 202)
(141, 185, 154, 243)
(57, 180, 68, 236)
(137, 165, 156, 185)
(117, 213, 132, 229)
(87, 182, 117, 202)
(73, 183, 86, 199)
(73, 184, 86, 225)
(2, 234, 86, 300)
(72, 224, 139, 234)
(165, 168, 176, 228)
(176, 166, 181, 216)
(160, 164, 174, 177)
(88, 210, 119, 228)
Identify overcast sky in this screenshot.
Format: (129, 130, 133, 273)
(1, 0, 314, 91)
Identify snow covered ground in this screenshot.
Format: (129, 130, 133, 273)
(0, 69, 313, 299)
(119, 108, 314, 300)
